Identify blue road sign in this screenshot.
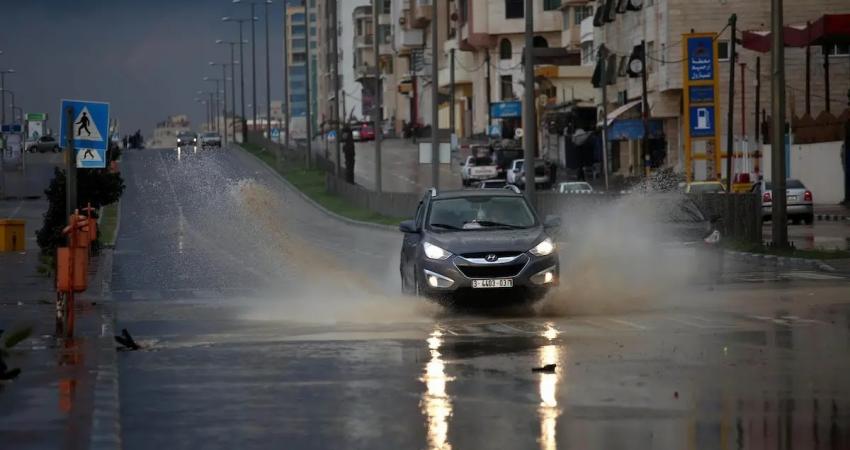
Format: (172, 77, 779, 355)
(687, 36, 715, 81)
(271, 127, 280, 138)
(688, 85, 715, 104)
(689, 105, 716, 137)
(1, 124, 22, 133)
(490, 101, 522, 119)
(488, 124, 502, 138)
(59, 99, 110, 168)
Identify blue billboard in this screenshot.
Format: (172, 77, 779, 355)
(687, 36, 715, 81)
(689, 106, 716, 137)
(490, 101, 521, 119)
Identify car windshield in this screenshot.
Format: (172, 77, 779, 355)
(514, 161, 524, 170)
(765, 179, 804, 190)
(689, 183, 724, 193)
(427, 196, 536, 230)
(482, 180, 507, 188)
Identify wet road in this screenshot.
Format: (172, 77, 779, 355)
(114, 146, 850, 449)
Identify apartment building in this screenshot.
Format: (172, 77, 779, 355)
(595, 0, 850, 180)
(283, 1, 319, 134)
(352, 3, 395, 124)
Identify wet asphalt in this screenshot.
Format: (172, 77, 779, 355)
(113, 147, 850, 450)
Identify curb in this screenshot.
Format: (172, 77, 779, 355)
(724, 249, 838, 273)
(234, 145, 397, 233)
(88, 248, 122, 450)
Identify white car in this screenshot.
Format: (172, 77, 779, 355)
(461, 155, 498, 187)
(506, 159, 524, 185)
(558, 182, 593, 194)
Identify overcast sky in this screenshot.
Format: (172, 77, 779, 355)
(0, 0, 287, 135)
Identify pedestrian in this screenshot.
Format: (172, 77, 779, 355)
(342, 125, 356, 184)
(122, 135, 128, 150)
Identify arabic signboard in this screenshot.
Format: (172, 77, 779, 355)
(26, 112, 47, 122)
(682, 33, 721, 182)
(490, 101, 522, 119)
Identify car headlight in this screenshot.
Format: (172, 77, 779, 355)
(423, 242, 452, 260)
(529, 238, 555, 256)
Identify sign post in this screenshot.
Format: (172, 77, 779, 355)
(682, 33, 722, 182)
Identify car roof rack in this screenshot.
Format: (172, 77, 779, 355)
(504, 185, 521, 194)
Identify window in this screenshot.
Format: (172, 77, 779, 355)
(825, 43, 849, 57)
(382, 0, 391, 14)
(499, 39, 512, 60)
(533, 36, 549, 48)
(544, 0, 561, 10)
(291, 25, 306, 36)
(505, 0, 523, 19)
(575, 5, 593, 24)
(293, 52, 306, 64)
(292, 39, 305, 50)
(500, 75, 514, 100)
(717, 41, 729, 61)
(562, 9, 570, 31)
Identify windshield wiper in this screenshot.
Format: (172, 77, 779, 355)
(469, 220, 525, 229)
(430, 223, 463, 230)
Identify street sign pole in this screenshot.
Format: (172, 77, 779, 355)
(523, 0, 536, 202)
(770, 0, 788, 247)
(65, 107, 75, 218)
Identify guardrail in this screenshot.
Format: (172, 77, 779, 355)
(326, 174, 420, 218)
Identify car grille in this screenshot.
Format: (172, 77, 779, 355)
(460, 251, 522, 259)
(456, 261, 526, 279)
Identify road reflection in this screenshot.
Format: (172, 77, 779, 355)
(420, 329, 454, 450)
(538, 324, 562, 450)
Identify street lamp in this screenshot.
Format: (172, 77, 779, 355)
(0, 89, 16, 124)
(194, 97, 210, 131)
(216, 39, 244, 145)
(202, 76, 222, 136)
(211, 60, 234, 145)
(0, 69, 16, 126)
(232, 0, 266, 139)
(222, 16, 257, 143)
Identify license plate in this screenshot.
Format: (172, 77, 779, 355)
(787, 195, 798, 201)
(472, 279, 514, 289)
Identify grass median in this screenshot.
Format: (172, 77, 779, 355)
(99, 202, 120, 247)
(238, 143, 403, 227)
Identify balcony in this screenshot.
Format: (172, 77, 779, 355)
(355, 64, 376, 81)
(438, 49, 474, 88)
(410, 0, 433, 29)
(396, 29, 424, 50)
(354, 34, 373, 48)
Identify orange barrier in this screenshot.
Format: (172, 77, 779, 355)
(56, 247, 88, 292)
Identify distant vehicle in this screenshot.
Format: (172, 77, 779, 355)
(359, 124, 375, 141)
(751, 178, 814, 224)
(478, 179, 509, 189)
(558, 182, 594, 194)
(508, 159, 553, 190)
(398, 188, 560, 303)
(461, 154, 499, 187)
(176, 131, 196, 147)
(26, 135, 61, 153)
(491, 143, 524, 177)
(685, 181, 726, 194)
(352, 128, 361, 142)
(199, 132, 221, 148)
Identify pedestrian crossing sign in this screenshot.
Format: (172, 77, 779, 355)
(59, 99, 110, 168)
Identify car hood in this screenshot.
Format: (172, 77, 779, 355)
(427, 227, 547, 254)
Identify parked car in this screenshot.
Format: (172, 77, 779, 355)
(461, 154, 499, 187)
(199, 132, 221, 148)
(492, 144, 524, 178)
(684, 181, 726, 194)
(359, 124, 375, 141)
(478, 179, 509, 189)
(513, 159, 553, 190)
(398, 188, 560, 303)
(751, 178, 814, 224)
(26, 135, 61, 153)
(558, 182, 593, 194)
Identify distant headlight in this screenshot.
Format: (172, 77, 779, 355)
(423, 242, 452, 260)
(529, 238, 555, 256)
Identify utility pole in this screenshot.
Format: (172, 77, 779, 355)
(372, 0, 382, 192)
(640, 39, 650, 179)
(450, 47, 456, 145)
(599, 47, 610, 191)
(755, 56, 761, 144)
(283, 6, 291, 151)
(725, 14, 737, 193)
(430, 1, 439, 189)
(221, 64, 229, 145)
(823, 43, 831, 113)
(64, 107, 75, 219)
(264, 0, 272, 143)
(770, 0, 788, 247)
(250, 2, 258, 136)
(333, 0, 342, 176)
(485, 51, 491, 131)
(523, 0, 536, 201)
(239, 20, 247, 142)
(304, 4, 313, 169)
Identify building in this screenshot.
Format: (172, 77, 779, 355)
(283, 1, 319, 135)
(594, 0, 850, 181)
(151, 115, 191, 147)
(352, 2, 395, 124)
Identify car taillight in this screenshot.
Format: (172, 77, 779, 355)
(804, 190, 812, 201)
(762, 191, 772, 202)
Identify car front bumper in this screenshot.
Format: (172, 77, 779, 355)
(418, 253, 559, 299)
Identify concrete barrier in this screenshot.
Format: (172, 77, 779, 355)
(326, 174, 420, 219)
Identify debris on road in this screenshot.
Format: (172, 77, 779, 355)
(532, 364, 556, 373)
(115, 328, 141, 351)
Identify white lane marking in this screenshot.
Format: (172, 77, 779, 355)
(608, 318, 651, 331)
(664, 317, 711, 329)
(583, 319, 619, 330)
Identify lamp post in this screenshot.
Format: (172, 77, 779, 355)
(0, 69, 16, 126)
(217, 39, 242, 144)
(211, 61, 235, 146)
(1, 89, 16, 124)
(233, 0, 261, 139)
(202, 77, 222, 135)
(223, 16, 257, 143)
(263, 1, 272, 141)
(195, 97, 210, 131)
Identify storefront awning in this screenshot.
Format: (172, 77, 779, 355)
(599, 99, 641, 127)
(742, 14, 850, 52)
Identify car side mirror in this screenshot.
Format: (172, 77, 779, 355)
(544, 215, 561, 229)
(399, 220, 419, 234)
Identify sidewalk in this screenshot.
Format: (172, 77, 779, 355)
(0, 199, 119, 450)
